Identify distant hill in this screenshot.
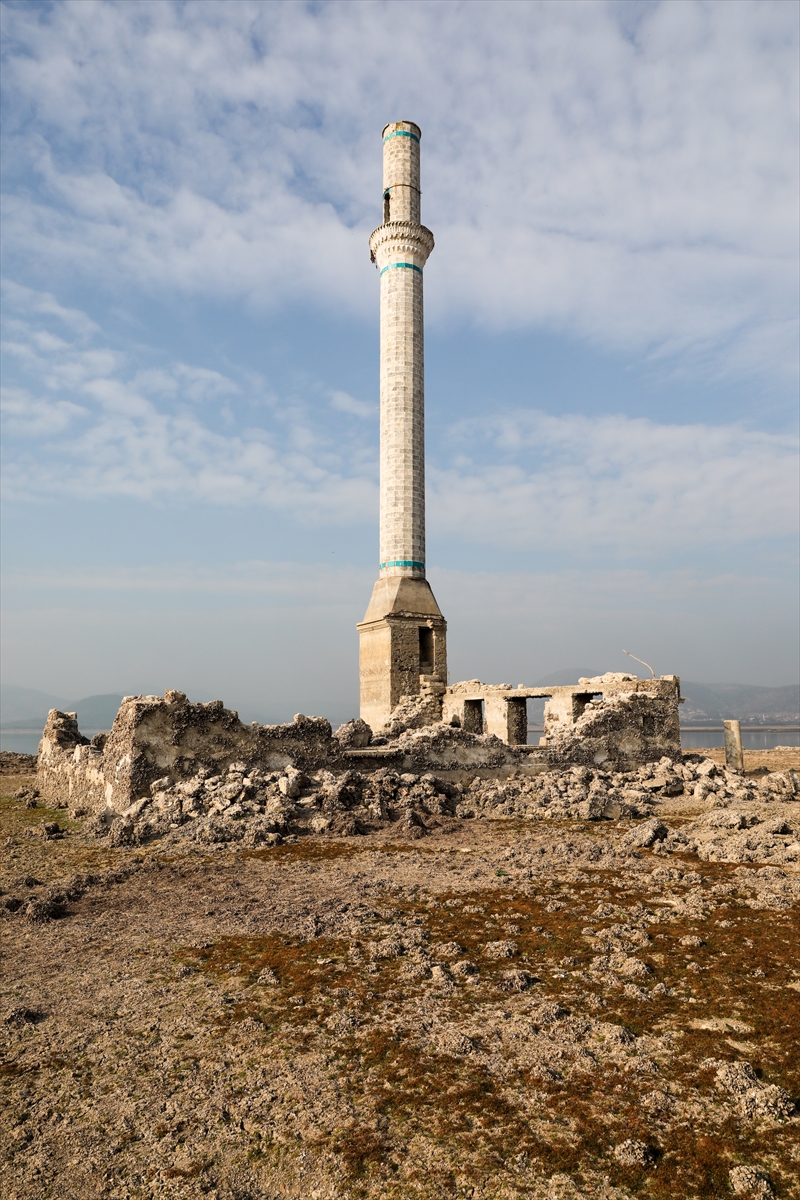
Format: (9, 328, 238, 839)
(1, 685, 68, 724)
(2, 676, 797, 735)
(1, 685, 124, 732)
(680, 682, 799, 725)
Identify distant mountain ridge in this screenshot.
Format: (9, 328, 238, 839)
(1, 686, 124, 731)
(679, 682, 799, 725)
(1, 676, 798, 734)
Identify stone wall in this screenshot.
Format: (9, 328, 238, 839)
(37, 674, 682, 819)
(441, 673, 682, 770)
(38, 691, 336, 816)
(37, 710, 104, 814)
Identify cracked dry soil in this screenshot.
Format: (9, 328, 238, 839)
(2, 750, 799, 1200)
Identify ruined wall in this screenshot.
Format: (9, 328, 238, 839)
(37, 711, 105, 814)
(38, 691, 336, 816)
(442, 673, 682, 771)
(37, 673, 683, 817)
(542, 676, 682, 769)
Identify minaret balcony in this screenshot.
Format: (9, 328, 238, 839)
(369, 222, 434, 267)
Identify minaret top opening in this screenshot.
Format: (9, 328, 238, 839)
(381, 120, 421, 139)
(381, 121, 421, 224)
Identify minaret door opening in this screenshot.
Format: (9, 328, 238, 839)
(419, 626, 434, 674)
(383, 190, 391, 223)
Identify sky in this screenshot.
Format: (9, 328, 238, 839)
(1, 0, 798, 726)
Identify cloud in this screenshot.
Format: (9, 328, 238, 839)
(330, 390, 374, 419)
(2, 286, 795, 559)
(0, 385, 88, 436)
(1, 0, 796, 380)
(0, 279, 100, 338)
(429, 408, 799, 553)
(0, 286, 378, 519)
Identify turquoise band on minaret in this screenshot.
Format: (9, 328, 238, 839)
(380, 560, 425, 570)
(379, 262, 422, 277)
(383, 130, 419, 142)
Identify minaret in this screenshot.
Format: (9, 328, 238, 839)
(357, 121, 447, 732)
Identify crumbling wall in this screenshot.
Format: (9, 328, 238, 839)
(37, 672, 683, 821)
(381, 691, 444, 738)
(37, 711, 105, 814)
(543, 678, 682, 770)
(441, 673, 681, 770)
(38, 690, 336, 816)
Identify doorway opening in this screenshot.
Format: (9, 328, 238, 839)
(463, 699, 484, 735)
(419, 626, 434, 674)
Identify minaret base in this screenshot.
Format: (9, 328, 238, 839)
(357, 577, 447, 733)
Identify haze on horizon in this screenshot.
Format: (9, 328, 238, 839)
(1, 0, 798, 723)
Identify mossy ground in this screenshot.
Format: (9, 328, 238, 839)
(1, 757, 799, 1199)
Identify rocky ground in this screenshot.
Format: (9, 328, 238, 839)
(1, 748, 799, 1200)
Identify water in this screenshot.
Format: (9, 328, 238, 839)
(679, 729, 799, 750)
(1, 730, 105, 755)
(2, 727, 798, 758)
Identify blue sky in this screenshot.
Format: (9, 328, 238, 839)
(1, 0, 798, 724)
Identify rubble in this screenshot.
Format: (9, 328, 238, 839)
(729, 1165, 776, 1197)
(31, 689, 798, 862)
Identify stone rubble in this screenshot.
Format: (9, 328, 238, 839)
(66, 742, 800, 871)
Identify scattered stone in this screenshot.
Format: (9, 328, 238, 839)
(500, 968, 537, 992)
(451, 960, 479, 979)
(333, 718, 372, 748)
(435, 941, 464, 959)
(14, 786, 39, 807)
(107, 817, 137, 847)
(432, 1027, 474, 1055)
(24, 895, 65, 923)
(709, 1060, 795, 1121)
(624, 817, 668, 848)
(0, 750, 38, 772)
(4, 1006, 46, 1026)
(729, 1165, 775, 1197)
(613, 1139, 656, 1167)
(483, 940, 518, 959)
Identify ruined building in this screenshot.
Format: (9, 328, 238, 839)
(36, 122, 685, 827)
(355, 122, 681, 753)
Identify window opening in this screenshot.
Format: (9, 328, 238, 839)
(419, 626, 434, 673)
(383, 190, 391, 223)
(573, 693, 603, 720)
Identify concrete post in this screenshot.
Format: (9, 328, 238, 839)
(358, 122, 447, 732)
(724, 719, 744, 773)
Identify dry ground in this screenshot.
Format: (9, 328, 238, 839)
(2, 749, 799, 1200)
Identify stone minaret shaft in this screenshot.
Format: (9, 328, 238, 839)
(369, 121, 434, 578)
(358, 122, 446, 732)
